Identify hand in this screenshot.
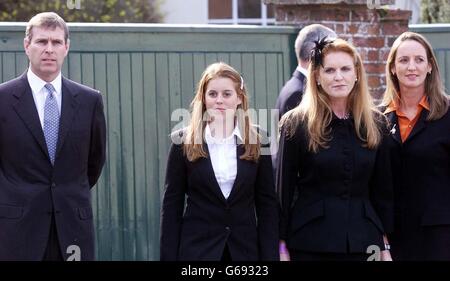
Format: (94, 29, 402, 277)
(280, 251, 291, 261)
(380, 250, 392, 261)
(279, 240, 290, 261)
(380, 235, 392, 261)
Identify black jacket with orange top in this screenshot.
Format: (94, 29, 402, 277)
(385, 106, 450, 260)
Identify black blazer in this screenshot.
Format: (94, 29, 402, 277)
(272, 70, 306, 178)
(277, 116, 393, 253)
(385, 106, 450, 260)
(160, 130, 279, 261)
(275, 70, 306, 119)
(0, 72, 106, 260)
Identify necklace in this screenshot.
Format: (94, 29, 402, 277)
(337, 112, 350, 120)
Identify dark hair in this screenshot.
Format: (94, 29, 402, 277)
(310, 36, 335, 68)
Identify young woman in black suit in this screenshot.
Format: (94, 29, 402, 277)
(160, 62, 279, 261)
(382, 32, 450, 260)
(277, 38, 393, 261)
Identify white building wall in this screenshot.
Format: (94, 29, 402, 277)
(161, 0, 208, 24)
(160, 0, 422, 25)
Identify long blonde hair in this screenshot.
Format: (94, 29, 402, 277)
(281, 38, 383, 153)
(183, 62, 260, 162)
(382, 31, 449, 120)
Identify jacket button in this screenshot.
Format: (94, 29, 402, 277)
(340, 193, 349, 199)
(51, 183, 56, 188)
(225, 226, 231, 231)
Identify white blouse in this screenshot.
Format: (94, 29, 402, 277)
(204, 124, 242, 199)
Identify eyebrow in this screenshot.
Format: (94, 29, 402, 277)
(397, 55, 426, 58)
(324, 65, 353, 68)
(35, 37, 64, 42)
(207, 89, 234, 92)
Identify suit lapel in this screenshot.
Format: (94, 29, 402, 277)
(56, 77, 79, 156)
(405, 109, 428, 143)
(386, 111, 402, 144)
(293, 70, 306, 91)
(226, 144, 244, 202)
(203, 144, 228, 203)
(12, 73, 50, 160)
(202, 140, 244, 203)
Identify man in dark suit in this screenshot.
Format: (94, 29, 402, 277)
(272, 24, 336, 176)
(275, 24, 336, 119)
(0, 12, 106, 261)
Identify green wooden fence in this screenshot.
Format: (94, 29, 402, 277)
(410, 24, 450, 93)
(0, 23, 297, 260)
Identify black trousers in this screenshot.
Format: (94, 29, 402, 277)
(290, 250, 370, 261)
(42, 213, 63, 261)
(391, 224, 450, 260)
(221, 244, 232, 262)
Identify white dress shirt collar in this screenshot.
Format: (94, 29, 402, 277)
(27, 68, 62, 98)
(27, 68, 63, 128)
(204, 122, 243, 145)
(296, 65, 308, 77)
(204, 122, 242, 200)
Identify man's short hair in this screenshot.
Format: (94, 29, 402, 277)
(25, 12, 69, 43)
(295, 24, 336, 64)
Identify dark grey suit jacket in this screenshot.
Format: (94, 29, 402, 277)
(275, 69, 306, 120)
(0, 72, 106, 260)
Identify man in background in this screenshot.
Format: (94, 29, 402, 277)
(275, 24, 337, 118)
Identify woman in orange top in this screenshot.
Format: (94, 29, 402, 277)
(382, 31, 450, 260)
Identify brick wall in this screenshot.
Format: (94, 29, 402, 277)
(264, 0, 411, 99)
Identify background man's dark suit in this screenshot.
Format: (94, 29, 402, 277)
(272, 24, 336, 182)
(275, 69, 306, 119)
(272, 69, 306, 177)
(0, 73, 106, 260)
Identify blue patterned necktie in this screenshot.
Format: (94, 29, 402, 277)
(43, 83, 60, 165)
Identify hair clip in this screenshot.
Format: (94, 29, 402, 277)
(240, 75, 244, 90)
(310, 36, 334, 67)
